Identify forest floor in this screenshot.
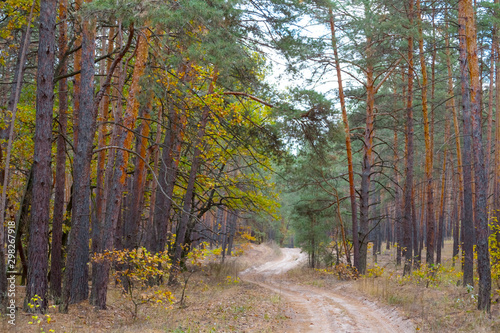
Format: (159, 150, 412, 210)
(3, 241, 500, 332)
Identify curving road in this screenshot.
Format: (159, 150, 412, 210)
(240, 248, 414, 333)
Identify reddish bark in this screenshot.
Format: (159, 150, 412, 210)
(24, 0, 57, 312)
(458, 0, 475, 288)
(417, 0, 435, 266)
(92, 30, 150, 309)
(50, 0, 68, 300)
(463, 0, 491, 311)
(329, 10, 357, 268)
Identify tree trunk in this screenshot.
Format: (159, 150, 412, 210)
(445, 12, 464, 267)
(152, 104, 183, 254)
(412, 179, 418, 267)
(493, 0, 500, 254)
(463, 0, 491, 312)
(226, 211, 238, 256)
(417, 0, 435, 266)
(436, 118, 450, 264)
(93, 26, 116, 256)
(395, 80, 402, 267)
(486, 31, 496, 182)
(60, 16, 96, 312)
(403, 0, 415, 275)
(24, 0, 57, 312)
(458, 0, 475, 288)
(169, 73, 218, 283)
(50, 0, 68, 301)
(90, 28, 127, 305)
(92, 30, 150, 309)
(144, 105, 163, 251)
(72, 0, 83, 147)
(124, 100, 151, 250)
(329, 9, 357, 268)
(452, 169, 460, 264)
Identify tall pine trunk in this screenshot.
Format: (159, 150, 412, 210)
(458, 0, 475, 288)
(403, 0, 415, 275)
(50, 0, 68, 301)
(61, 15, 96, 311)
(329, 9, 357, 268)
(92, 30, 150, 309)
(417, 0, 435, 266)
(493, 0, 500, 251)
(436, 118, 450, 264)
(24, 0, 57, 312)
(463, 0, 491, 312)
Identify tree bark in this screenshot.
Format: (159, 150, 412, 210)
(94, 26, 115, 254)
(445, 12, 464, 266)
(452, 168, 460, 264)
(493, 0, 500, 251)
(226, 211, 238, 256)
(329, 9, 357, 268)
(395, 79, 403, 267)
(458, 0, 475, 288)
(152, 106, 181, 254)
(436, 118, 450, 264)
(463, 0, 491, 312)
(60, 14, 96, 311)
(92, 30, 150, 309)
(169, 73, 218, 283)
(50, 0, 68, 301)
(90, 26, 127, 305)
(152, 63, 192, 254)
(403, 0, 415, 275)
(72, 0, 83, 147)
(24, 0, 57, 312)
(417, 0, 435, 266)
(144, 105, 163, 251)
(124, 100, 151, 250)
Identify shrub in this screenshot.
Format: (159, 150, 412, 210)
(93, 248, 175, 318)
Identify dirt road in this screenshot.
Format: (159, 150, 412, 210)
(240, 247, 414, 333)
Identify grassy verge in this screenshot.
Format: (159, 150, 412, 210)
(282, 241, 500, 332)
(354, 243, 500, 332)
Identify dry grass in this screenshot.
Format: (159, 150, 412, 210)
(277, 240, 500, 332)
(354, 240, 500, 332)
(1, 243, 292, 333)
(4, 241, 498, 332)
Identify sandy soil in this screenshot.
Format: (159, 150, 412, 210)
(240, 246, 415, 333)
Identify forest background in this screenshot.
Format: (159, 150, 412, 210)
(1, 0, 500, 326)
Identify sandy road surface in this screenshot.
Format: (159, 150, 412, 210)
(240, 248, 414, 333)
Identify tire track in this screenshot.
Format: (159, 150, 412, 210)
(240, 248, 414, 333)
